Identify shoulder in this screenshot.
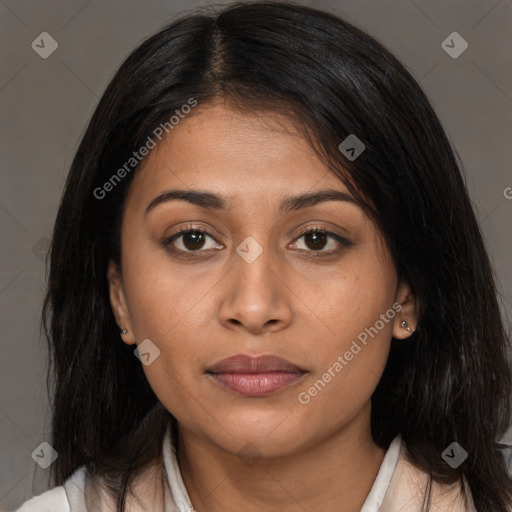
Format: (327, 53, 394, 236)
(13, 485, 70, 512)
(14, 460, 169, 512)
(381, 441, 476, 511)
(14, 466, 86, 512)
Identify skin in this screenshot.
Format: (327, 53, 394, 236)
(107, 100, 418, 512)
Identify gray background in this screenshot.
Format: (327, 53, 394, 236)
(1, 0, 511, 509)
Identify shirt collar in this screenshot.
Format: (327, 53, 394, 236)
(162, 421, 403, 512)
(360, 435, 403, 511)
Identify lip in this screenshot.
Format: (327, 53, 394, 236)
(206, 354, 307, 397)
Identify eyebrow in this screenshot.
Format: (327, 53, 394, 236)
(144, 188, 359, 217)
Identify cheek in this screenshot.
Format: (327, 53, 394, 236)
(121, 258, 208, 416)
(121, 233, 215, 340)
(296, 248, 396, 406)
(305, 252, 396, 346)
(295, 292, 394, 433)
(119, 241, 218, 397)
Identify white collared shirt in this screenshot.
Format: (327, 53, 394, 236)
(14, 422, 477, 511)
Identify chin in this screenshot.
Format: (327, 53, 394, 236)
(208, 409, 306, 452)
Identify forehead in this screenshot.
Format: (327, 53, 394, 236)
(125, 103, 352, 212)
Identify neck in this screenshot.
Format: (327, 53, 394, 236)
(176, 405, 386, 512)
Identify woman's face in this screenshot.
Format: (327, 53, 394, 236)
(108, 101, 417, 458)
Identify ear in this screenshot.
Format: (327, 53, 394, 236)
(392, 279, 419, 340)
(107, 260, 136, 345)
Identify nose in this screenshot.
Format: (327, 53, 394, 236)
(218, 241, 293, 336)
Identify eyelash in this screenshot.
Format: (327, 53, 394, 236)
(161, 224, 352, 259)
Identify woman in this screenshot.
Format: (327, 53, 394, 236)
(15, 1, 512, 511)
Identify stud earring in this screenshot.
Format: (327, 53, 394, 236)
(400, 320, 415, 333)
(119, 328, 128, 335)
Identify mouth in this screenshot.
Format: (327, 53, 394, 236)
(206, 354, 308, 398)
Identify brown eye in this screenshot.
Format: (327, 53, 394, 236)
(303, 230, 328, 251)
(162, 226, 223, 257)
(292, 227, 353, 256)
(181, 230, 206, 250)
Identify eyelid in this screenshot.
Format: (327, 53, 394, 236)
(162, 224, 222, 256)
(161, 223, 353, 257)
(291, 225, 354, 253)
